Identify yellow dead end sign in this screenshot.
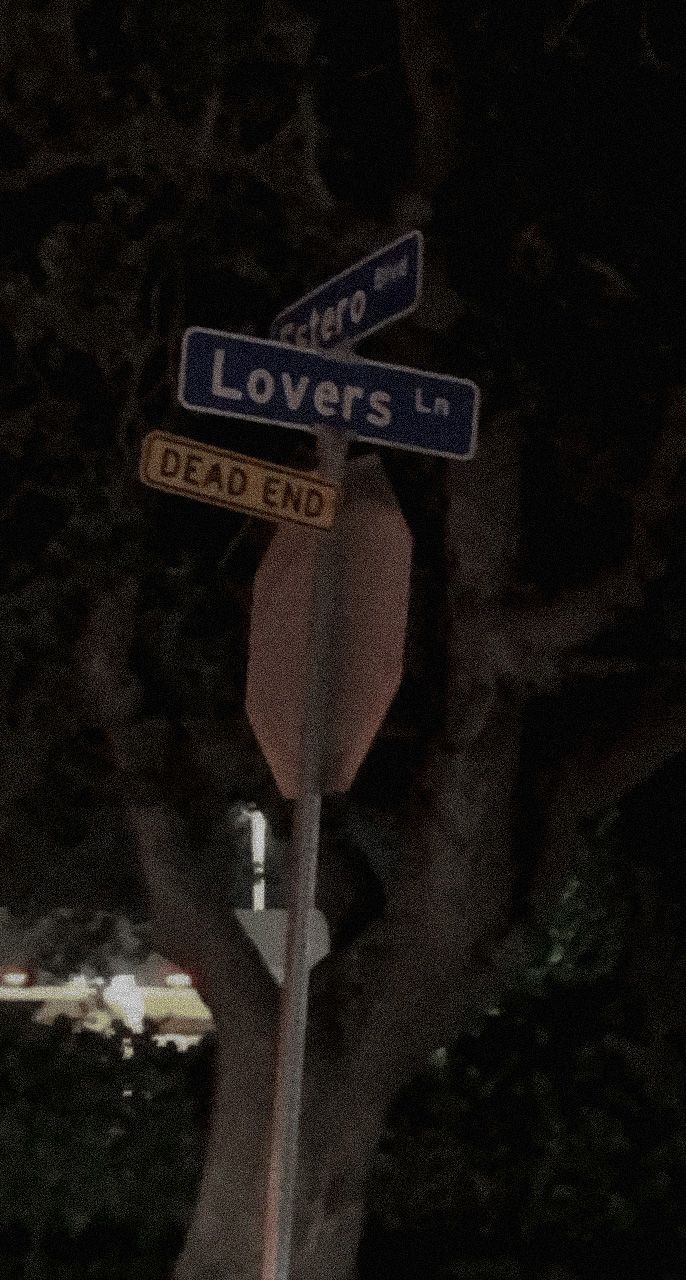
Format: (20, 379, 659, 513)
(139, 430, 338, 529)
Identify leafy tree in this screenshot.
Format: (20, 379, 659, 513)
(366, 812, 686, 1280)
(1, 3, 685, 1280)
(0, 1016, 210, 1277)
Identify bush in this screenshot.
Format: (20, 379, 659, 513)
(0, 1017, 212, 1277)
(365, 819, 686, 1280)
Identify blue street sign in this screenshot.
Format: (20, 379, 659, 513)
(269, 231, 423, 352)
(178, 327, 478, 460)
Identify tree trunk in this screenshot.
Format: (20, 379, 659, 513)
(175, 1025, 383, 1280)
(291, 1176, 370, 1280)
(174, 1037, 270, 1280)
(112, 385, 686, 1280)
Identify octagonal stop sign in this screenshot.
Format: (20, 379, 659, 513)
(246, 453, 412, 798)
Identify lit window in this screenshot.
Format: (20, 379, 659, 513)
(104, 975, 144, 1034)
(165, 973, 193, 987)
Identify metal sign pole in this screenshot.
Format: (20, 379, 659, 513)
(260, 426, 349, 1280)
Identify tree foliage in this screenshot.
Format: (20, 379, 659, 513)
(1, 814, 684, 1279)
(366, 816, 686, 1280)
(1, 2, 686, 1279)
(0, 1017, 211, 1277)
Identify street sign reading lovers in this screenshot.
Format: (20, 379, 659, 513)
(179, 327, 479, 460)
(270, 230, 423, 352)
(139, 430, 338, 529)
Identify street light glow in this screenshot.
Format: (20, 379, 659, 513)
(1, 971, 30, 987)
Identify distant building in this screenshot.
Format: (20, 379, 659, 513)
(0, 806, 329, 1056)
(151, 1016, 212, 1052)
(1, 969, 212, 1052)
(33, 997, 98, 1029)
